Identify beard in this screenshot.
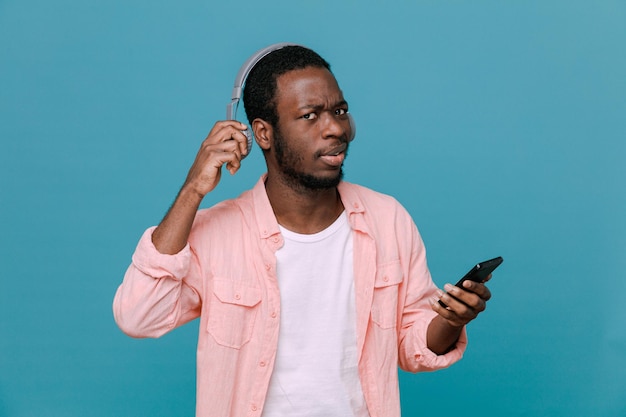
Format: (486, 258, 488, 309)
(273, 128, 346, 191)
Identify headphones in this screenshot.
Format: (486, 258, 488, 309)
(226, 42, 356, 158)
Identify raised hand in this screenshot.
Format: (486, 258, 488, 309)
(151, 121, 250, 254)
(182, 121, 250, 198)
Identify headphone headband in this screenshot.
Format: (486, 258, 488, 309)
(226, 42, 300, 121)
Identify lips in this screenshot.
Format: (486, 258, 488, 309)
(319, 143, 347, 167)
(321, 143, 347, 157)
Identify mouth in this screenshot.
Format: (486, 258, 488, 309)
(319, 143, 347, 167)
(321, 143, 347, 157)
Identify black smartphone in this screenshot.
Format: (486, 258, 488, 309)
(438, 256, 503, 308)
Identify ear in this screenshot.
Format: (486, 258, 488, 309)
(252, 119, 273, 151)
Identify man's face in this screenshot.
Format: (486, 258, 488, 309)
(269, 66, 352, 191)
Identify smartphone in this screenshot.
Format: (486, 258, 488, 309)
(438, 256, 503, 308)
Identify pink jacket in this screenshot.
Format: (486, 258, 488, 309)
(113, 176, 466, 417)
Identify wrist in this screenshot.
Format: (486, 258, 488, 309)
(427, 315, 464, 355)
(178, 182, 206, 207)
(435, 314, 465, 330)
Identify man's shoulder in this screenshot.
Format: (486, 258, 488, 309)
(339, 181, 403, 209)
(340, 182, 420, 248)
(193, 188, 255, 228)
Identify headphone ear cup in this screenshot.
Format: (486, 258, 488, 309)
(242, 129, 253, 158)
(347, 113, 356, 142)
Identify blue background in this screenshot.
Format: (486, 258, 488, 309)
(1, 1, 624, 416)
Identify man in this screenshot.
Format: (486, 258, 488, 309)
(113, 45, 492, 417)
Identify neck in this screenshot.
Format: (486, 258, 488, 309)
(265, 176, 344, 234)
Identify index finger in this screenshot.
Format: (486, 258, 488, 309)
(209, 120, 248, 133)
(226, 122, 251, 157)
(206, 121, 250, 155)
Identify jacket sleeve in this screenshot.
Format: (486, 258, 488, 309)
(112, 226, 202, 338)
(397, 216, 468, 373)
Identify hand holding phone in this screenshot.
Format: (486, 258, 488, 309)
(438, 256, 503, 308)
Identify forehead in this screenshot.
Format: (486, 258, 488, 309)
(274, 66, 344, 109)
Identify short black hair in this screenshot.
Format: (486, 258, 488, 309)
(242, 45, 331, 128)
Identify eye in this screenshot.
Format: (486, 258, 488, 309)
(302, 113, 317, 120)
(335, 108, 348, 116)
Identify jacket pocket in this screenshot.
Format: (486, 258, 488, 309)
(370, 261, 403, 329)
(207, 279, 262, 349)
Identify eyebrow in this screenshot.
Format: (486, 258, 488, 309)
(298, 99, 349, 111)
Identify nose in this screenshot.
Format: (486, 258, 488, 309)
(321, 111, 348, 141)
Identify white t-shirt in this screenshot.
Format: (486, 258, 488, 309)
(262, 212, 370, 417)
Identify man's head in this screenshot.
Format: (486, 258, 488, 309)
(242, 45, 331, 129)
(243, 46, 351, 192)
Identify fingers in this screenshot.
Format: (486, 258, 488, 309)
(432, 281, 491, 327)
(430, 295, 466, 328)
(205, 120, 250, 157)
(459, 280, 492, 302)
(203, 141, 243, 174)
(204, 121, 251, 168)
(183, 121, 250, 197)
(446, 283, 488, 314)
